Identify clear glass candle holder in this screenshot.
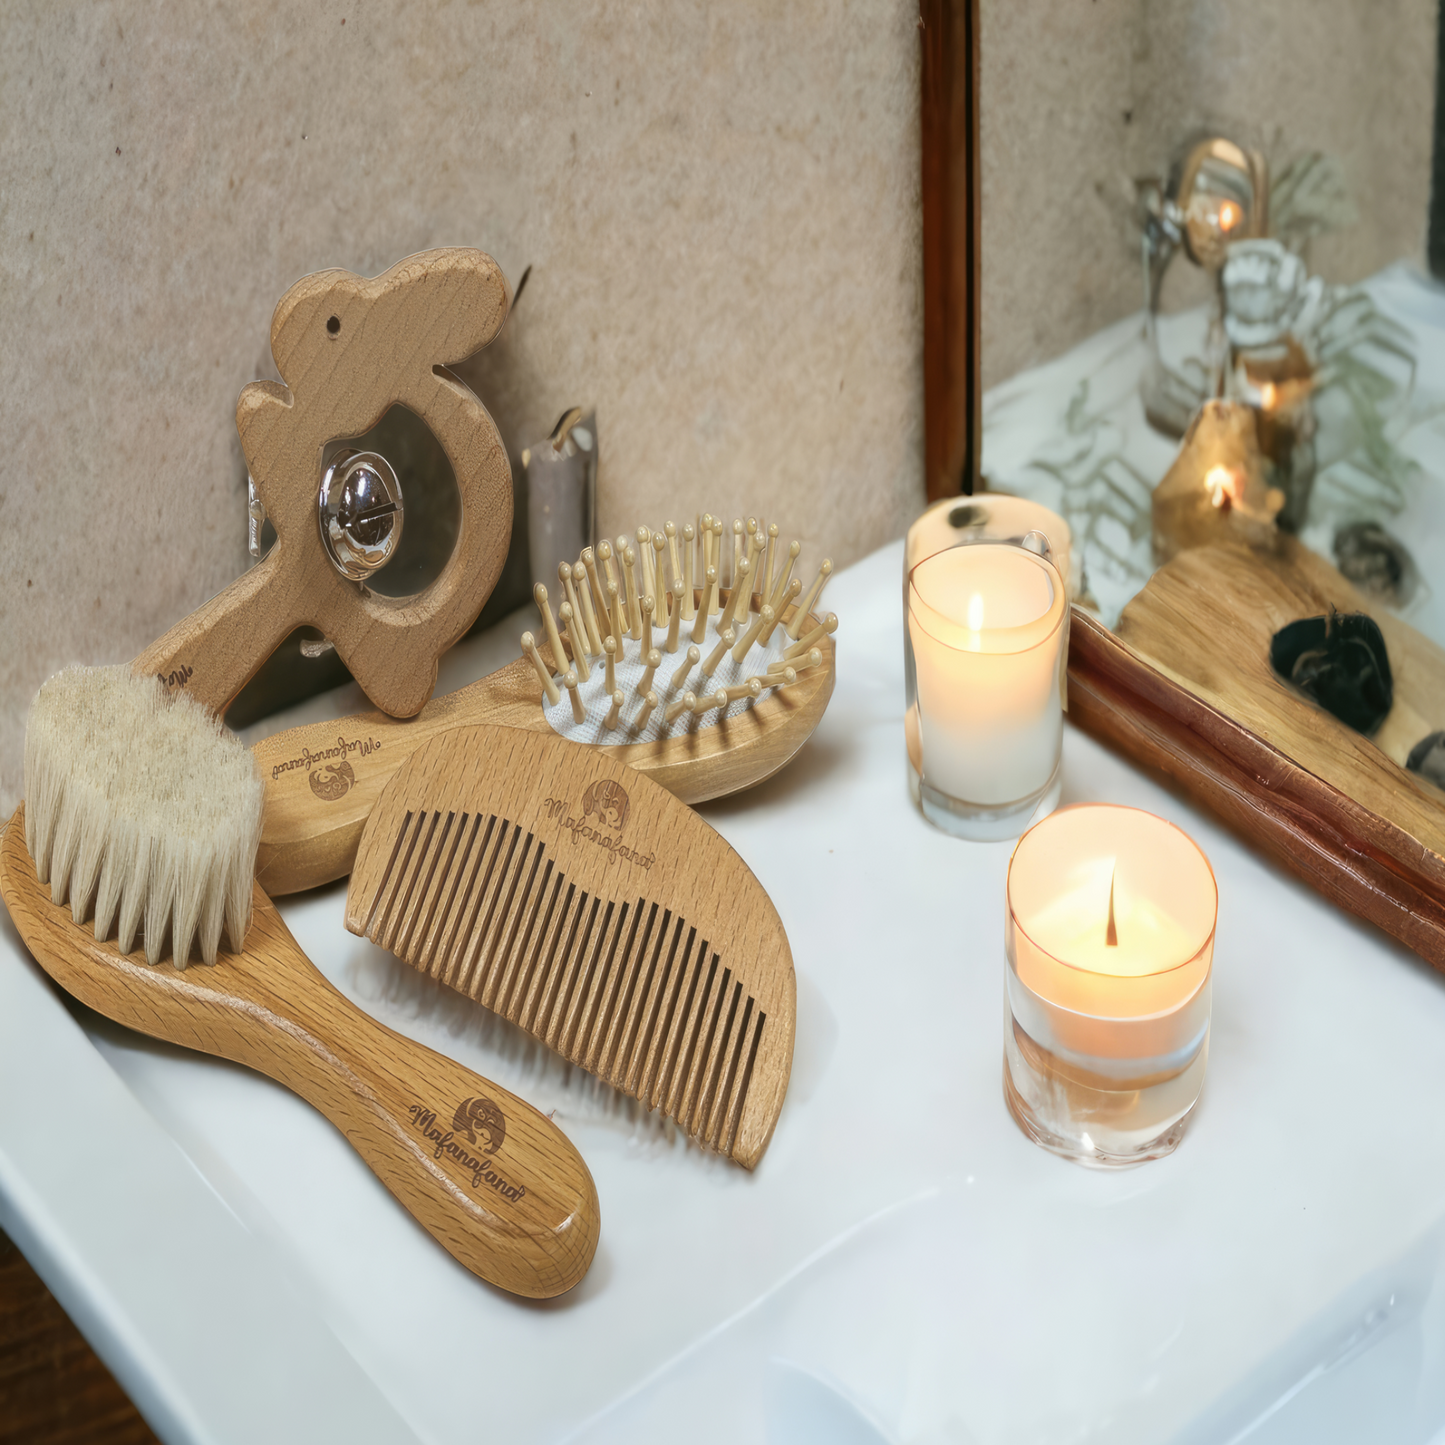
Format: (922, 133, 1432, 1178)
(1003, 804, 1218, 1168)
(906, 541, 1068, 840)
(903, 495, 1074, 813)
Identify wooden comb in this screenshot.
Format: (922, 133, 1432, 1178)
(344, 724, 796, 1168)
(0, 809, 598, 1299)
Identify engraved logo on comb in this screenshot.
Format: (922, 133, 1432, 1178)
(581, 778, 630, 833)
(544, 781, 654, 871)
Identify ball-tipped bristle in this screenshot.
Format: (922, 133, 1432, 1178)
(23, 665, 264, 968)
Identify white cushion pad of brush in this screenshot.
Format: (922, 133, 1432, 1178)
(541, 611, 792, 744)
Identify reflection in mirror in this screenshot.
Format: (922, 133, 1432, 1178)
(979, 14, 1438, 653)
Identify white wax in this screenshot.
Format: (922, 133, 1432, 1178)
(908, 545, 1065, 806)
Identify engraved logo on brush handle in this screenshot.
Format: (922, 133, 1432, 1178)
(268, 733, 384, 798)
(406, 1098, 527, 1203)
(156, 664, 194, 690)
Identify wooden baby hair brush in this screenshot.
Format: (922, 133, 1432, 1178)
(253, 512, 837, 895)
(5, 666, 598, 1298)
(344, 724, 797, 1169)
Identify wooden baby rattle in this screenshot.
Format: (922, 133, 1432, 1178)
(134, 248, 514, 718)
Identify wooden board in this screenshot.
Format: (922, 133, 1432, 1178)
(0, 809, 599, 1299)
(345, 724, 797, 1170)
(135, 248, 514, 720)
(252, 598, 834, 896)
(1067, 539, 1445, 969)
(0, 1231, 159, 1444)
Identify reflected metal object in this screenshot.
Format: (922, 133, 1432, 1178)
(1139, 135, 1270, 437)
(1173, 137, 1269, 270)
(318, 449, 404, 582)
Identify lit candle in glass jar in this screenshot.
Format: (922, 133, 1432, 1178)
(1003, 804, 1217, 1166)
(903, 496, 1073, 816)
(907, 543, 1067, 840)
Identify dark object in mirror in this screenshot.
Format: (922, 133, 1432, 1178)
(1406, 732, 1445, 791)
(1333, 521, 1418, 607)
(948, 503, 987, 529)
(1269, 610, 1393, 736)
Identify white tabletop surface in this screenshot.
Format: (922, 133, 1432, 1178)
(6, 538, 1445, 1445)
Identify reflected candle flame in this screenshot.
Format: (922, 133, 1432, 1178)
(966, 593, 985, 631)
(1205, 465, 1238, 510)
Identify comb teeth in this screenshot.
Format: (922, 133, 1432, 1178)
(364, 810, 767, 1160)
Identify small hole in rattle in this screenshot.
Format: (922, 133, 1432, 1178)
(326, 315, 341, 335)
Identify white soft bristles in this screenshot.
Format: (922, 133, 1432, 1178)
(23, 665, 264, 968)
(533, 515, 840, 745)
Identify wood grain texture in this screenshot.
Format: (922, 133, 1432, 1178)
(1067, 542, 1445, 970)
(134, 248, 514, 719)
(920, 0, 981, 500)
(0, 1231, 159, 1445)
(0, 810, 598, 1299)
(252, 597, 835, 896)
(345, 725, 796, 1169)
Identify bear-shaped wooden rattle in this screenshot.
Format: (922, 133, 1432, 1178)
(134, 248, 514, 718)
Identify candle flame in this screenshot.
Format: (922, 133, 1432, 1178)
(1259, 381, 1277, 411)
(1105, 864, 1118, 947)
(1218, 199, 1242, 233)
(1205, 465, 1239, 510)
(966, 593, 985, 631)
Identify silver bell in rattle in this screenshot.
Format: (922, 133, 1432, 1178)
(318, 449, 404, 581)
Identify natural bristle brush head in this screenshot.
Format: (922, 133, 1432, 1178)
(24, 665, 264, 967)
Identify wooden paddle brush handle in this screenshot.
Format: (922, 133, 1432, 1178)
(133, 548, 296, 715)
(252, 659, 544, 896)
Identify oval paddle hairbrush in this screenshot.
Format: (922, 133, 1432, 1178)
(344, 723, 796, 1169)
(253, 515, 836, 895)
(0, 809, 599, 1298)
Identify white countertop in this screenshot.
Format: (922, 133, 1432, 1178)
(6, 538, 1445, 1445)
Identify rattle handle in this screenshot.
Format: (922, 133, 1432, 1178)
(133, 549, 295, 715)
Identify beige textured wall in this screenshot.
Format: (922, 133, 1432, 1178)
(980, 0, 1438, 391)
(0, 1, 924, 811)
(3, 1, 1437, 810)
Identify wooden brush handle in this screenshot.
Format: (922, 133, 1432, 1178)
(236, 895, 600, 1299)
(133, 549, 295, 714)
(0, 813, 599, 1299)
(253, 659, 544, 895)
(253, 607, 836, 897)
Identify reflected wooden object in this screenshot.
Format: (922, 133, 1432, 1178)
(1068, 539, 1445, 969)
